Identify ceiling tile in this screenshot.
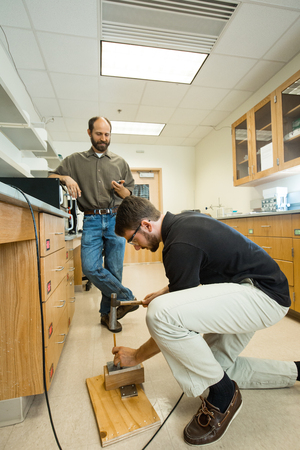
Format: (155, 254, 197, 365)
(69, 133, 90, 142)
(97, 103, 138, 121)
(98, 77, 146, 104)
(214, 3, 298, 58)
(215, 90, 253, 112)
(234, 60, 285, 91)
(50, 73, 98, 101)
(193, 54, 258, 89)
(37, 32, 98, 75)
(48, 131, 71, 141)
(141, 82, 189, 108)
(189, 126, 213, 140)
(156, 136, 185, 146)
(201, 110, 231, 127)
(19, 69, 55, 98)
(135, 106, 174, 123)
(168, 108, 209, 125)
(128, 135, 158, 145)
(0, 0, 31, 27)
(263, 17, 300, 62)
(33, 98, 62, 117)
(59, 99, 99, 119)
(161, 124, 196, 138)
(179, 86, 230, 110)
(111, 135, 130, 144)
(24, 0, 98, 38)
(2, 27, 45, 70)
(46, 117, 67, 133)
(64, 118, 90, 133)
(247, 0, 300, 8)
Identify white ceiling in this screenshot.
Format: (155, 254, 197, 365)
(0, 0, 300, 147)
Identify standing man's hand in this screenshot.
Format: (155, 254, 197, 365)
(111, 180, 131, 199)
(49, 174, 81, 199)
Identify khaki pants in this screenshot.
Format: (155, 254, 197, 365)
(146, 281, 297, 397)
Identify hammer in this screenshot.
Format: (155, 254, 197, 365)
(109, 293, 143, 331)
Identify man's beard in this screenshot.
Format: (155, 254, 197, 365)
(91, 136, 110, 152)
(140, 230, 160, 252)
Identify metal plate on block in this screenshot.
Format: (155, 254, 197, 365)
(120, 384, 138, 398)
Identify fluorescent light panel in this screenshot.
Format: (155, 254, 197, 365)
(101, 42, 207, 84)
(111, 121, 164, 136)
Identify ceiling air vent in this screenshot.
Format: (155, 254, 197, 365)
(100, 0, 239, 53)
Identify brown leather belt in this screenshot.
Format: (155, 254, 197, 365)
(84, 207, 118, 215)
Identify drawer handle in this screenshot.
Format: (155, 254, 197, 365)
(262, 246, 272, 249)
(55, 266, 64, 271)
(261, 225, 271, 228)
(54, 300, 66, 308)
(55, 232, 64, 235)
(70, 298, 76, 303)
(69, 267, 75, 271)
(69, 248, 74, 251)
(57, 334, 67, 344)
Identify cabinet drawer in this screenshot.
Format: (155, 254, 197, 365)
(0, 202, 39, 244)
(247, 215, 292, 237)
(43, 277, 68, 346)
(220, 218, 248, 236)
(274, 259, 294, 287)
(39, 213, 65, 256)
(292, 214, 300, 238)
(250, 237, 293, 261)
(45, 306, 68, 390)
(40, 247, 68, 301)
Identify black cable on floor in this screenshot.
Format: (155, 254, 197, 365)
(141, 392, 184, 450)
(9, 185, 63, 450)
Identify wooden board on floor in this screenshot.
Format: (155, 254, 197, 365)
(86, 374, 161, 447)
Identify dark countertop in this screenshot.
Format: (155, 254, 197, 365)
(218, 210, 300, 219)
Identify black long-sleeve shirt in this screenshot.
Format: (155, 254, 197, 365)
(161, 211, 291, 307)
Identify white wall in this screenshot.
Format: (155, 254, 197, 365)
(195, 52, 300, 218)
(54, 141, 196, 214)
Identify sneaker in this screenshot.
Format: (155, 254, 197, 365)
(101, 314, 122, 333)
(184, 381, 242, 446)
(117, 302, 139, 320)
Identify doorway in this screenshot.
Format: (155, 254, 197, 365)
(123, 168, 163, 264)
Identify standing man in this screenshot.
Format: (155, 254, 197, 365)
(49, 117, 138, 332)
(113, 196, 300, 446)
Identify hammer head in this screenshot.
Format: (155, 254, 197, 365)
(108, 293, 121, 331)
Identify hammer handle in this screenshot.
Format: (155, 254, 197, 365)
(119, 300, 144, 306)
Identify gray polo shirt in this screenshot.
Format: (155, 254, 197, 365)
(50, 148, 135, 211)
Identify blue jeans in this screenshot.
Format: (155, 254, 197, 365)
(81, 213, 134, 315)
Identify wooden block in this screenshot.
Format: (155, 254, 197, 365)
(86, 374, 161, 447)
(104, 363, 144, 391)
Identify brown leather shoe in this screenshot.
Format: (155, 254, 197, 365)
(117, 303, 139, 320)
(184, 381, 242, 446)
(101, 314, 122, 333)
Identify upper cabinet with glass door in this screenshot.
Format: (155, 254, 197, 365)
(276, 70, 300, 170)
(232, 70, 300, 186)
(251, 94, 278, 181)
(232, 113, 252, 185)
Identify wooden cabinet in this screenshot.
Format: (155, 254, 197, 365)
(220, 213, 300, 316)
(232, 70, 300, 186)
(39, 213, 76, 390)
(0, 203, 77, 401)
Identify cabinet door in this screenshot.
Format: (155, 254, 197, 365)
(276, 70, 300, 170)
(251, 95, 278, 180)
(232, 113, 253, 185)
